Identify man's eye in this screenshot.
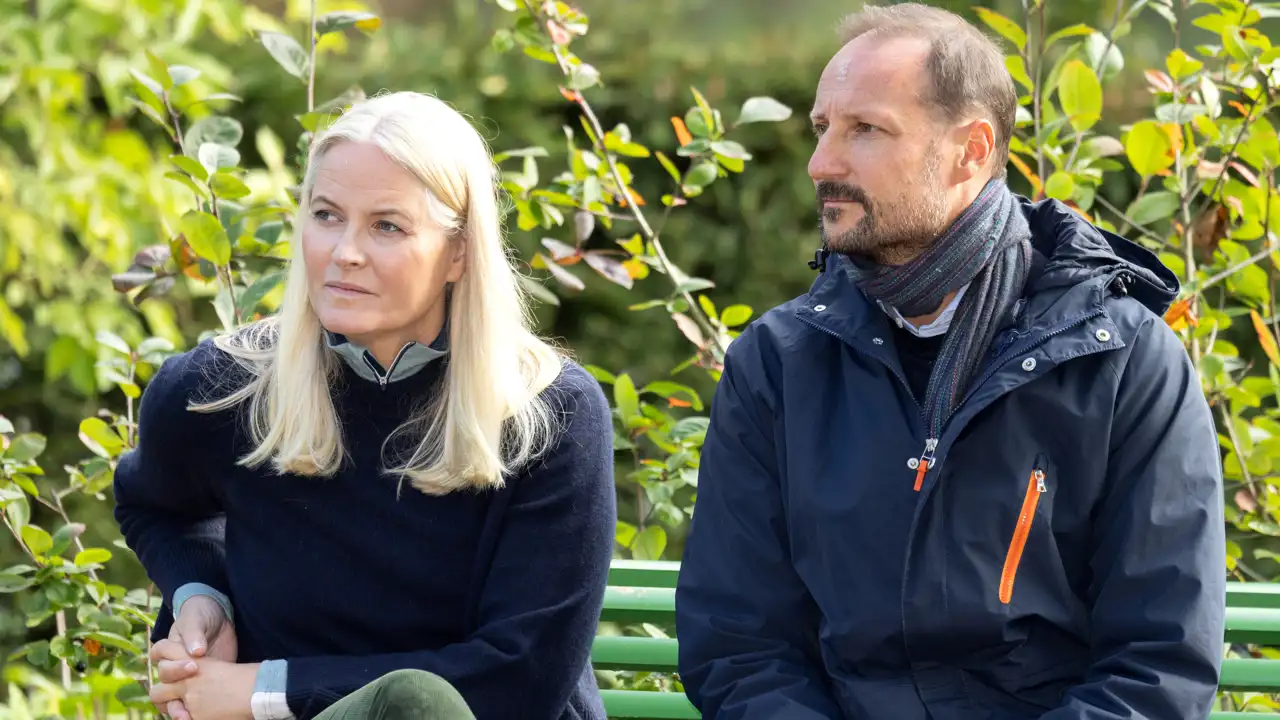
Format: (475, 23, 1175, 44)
(812, 125, 828, 137)
(855, 122, 877, 133)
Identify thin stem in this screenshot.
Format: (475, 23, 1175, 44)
(1093, 192, 1166, 245)
(1173, 0, 1201, 368)
(55, 611, 73, 691)
(307, 0, 318, 113)
(1197, 244, 1273, 292)
(2, 515, 41, 564)
(1023, 0, 1046, 185)
(1221, 402, 1261, 502)
(1063, 0, 1127, 171)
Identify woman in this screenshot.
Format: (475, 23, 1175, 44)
(113, 91, 617, 720)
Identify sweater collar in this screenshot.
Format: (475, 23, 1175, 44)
(324, 325, 448, 386)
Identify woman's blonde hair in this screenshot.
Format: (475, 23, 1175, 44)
(191, 91, 565, 495)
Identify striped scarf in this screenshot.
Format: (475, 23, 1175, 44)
(848, 179, 1033, 446)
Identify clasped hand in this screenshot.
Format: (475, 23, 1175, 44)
(149, 595, 258, 720)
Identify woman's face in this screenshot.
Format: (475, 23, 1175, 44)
(302, 140, 466, 362)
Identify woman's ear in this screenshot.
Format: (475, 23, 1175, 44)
(445, 236, 467, 284)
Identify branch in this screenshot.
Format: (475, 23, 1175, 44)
(1063, 0, 1127, 172)
(1196, 242, 1274, 293)
(307, 0, 318, 113)
(521, 1, 726, 358)
(1092, 193, 1166, 245)
(1220, 402, 1261, 506)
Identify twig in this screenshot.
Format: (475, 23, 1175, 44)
(1191, 73, 1269, 218)
(1022, 0, 1046, 184)
(55, 611, 72, 690)
(1196, 243, 1273, 293)
(1220, 402, 1261, 503)
(1063, 0, 1127, 171)
(1092, 193, 1166, 244)
(1172, 0, 1201, 367)
(2, 515, 41, 564)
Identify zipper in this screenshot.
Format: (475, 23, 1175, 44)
(999, 460, 1047, 604)
(362, 343, 413, 390)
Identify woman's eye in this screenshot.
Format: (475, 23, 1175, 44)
(313, 209, 337, 222)
(374, 220, 403, 234)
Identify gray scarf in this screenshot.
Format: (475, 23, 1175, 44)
(848, 179, 1032, 472)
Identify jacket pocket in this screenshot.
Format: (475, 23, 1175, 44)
(999, 460, 1047, 604)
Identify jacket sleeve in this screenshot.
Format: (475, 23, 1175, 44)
(675, 339, 842, 719)
(1041, 315, 1225, 719)
(282, 365, 616, 720)
(112, 348, 231, 639)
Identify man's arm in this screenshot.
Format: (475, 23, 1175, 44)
(1041, 315, 1225, 719)
(676, 341, 842, 719)
(281, 365, 616, 720)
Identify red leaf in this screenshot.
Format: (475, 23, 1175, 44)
(1196, 159, 1226, 179)
(1144, 69, 1175, 93)
(1236, 488, 1259, 513)
(545, 19, 572, 45)
(670, 117, 693, 147)
(671, 312, 705, 348)
(584, 251, 634, 289)
(133, 244, 171, 268)
(540, 238, 580, 262)
(558, 87, 582, 104)
(1230, 161, 1261, 188)
(667, 397, 692, 408)
(538, 253, 585, 291)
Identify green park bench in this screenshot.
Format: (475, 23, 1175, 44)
(592, 560, 1280, 719)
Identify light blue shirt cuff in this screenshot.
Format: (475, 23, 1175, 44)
(172, 582, 234, 624)
(252, 660, 292, 720)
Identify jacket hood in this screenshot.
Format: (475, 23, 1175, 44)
(1022, 197, 1180, 316)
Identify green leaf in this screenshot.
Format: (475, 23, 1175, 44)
(5, 496, 29, 532)
(168, 65, 201, 87)
(1125, 120, 1174, 178)
(640, 381, 704, 411)
(711, 140, 751, 161)
(170, 154, 208, 181)
(654, 151, 681, 184)
(21, 526, 52, 556)
(734, 97, 792, 125)
(720, 304, 753, 327)
(1005, 56, 1033, 91)
(238, 272, 284, 321)
(1085, 32, 1125, 81)
(165, 171, 210, 199)
(179, 211, 232, 265)
(0, 416, 12, 434)
(1058, 60, 1102, 131)
(567, 63, 600, 91)
(145, 50, 172, 90)
(198, 143, 240, 174)
(683, 161, 718, 189)
(633, 525, 667, 561)
(79, 418, 124, 458)
(0, 571, 33, 593)
(260, 31, 309, 81)
(1045, 23, 1095, 48)
(973, 7, 1027, 50)
(210, 171, 252, 200)
(1154, 103, 1208, 124)
(1045, 172, 1075, 200)
(184, 116, 243, 154)
(94, 330, 130, 356)
(1126, 191, 1181, 225)
(316, 11, 382, 35)
(50, 523, 86, 558)
(614, 374, 640, 421)
(1166, 49, 1205, 79)
(6, 434, 45, 463)
(74, 549, 112, 566)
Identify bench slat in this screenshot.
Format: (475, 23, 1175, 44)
(600, 690, 700, 719)
(608, 561, 681, 589)
(593, 636, 678, 671)
(601, 587, 677, 626)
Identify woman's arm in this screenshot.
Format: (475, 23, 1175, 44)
(113, 343, 232, 634)
(280, 362, 617, 720)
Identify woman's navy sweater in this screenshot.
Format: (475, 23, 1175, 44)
(112, 339, 617, 719)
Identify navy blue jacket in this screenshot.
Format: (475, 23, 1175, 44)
(675, 199, 1225, 719)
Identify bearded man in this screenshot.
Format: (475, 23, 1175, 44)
(674, 4, 1226, 719)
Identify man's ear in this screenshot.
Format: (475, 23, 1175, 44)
(951, 118, 996, 183)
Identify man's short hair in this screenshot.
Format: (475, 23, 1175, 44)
(838, 3, 1017, 179)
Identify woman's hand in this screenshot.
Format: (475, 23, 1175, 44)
(155, 596, 239, 719)
(150, 638, 259, 720)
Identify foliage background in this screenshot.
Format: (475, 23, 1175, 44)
(1, 0, 1278, 715)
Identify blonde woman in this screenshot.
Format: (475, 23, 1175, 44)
(113, 91, 617, 720)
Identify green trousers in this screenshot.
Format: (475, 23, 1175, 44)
(313, 669, 476, 720)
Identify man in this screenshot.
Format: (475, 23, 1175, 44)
(674, 4, 1226, 719)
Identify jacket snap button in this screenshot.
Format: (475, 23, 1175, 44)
(1095, 328, 1112, 342)
(1021, 357, 1036, 371)
(814, 304, 827, 312)
(872, 337, 884, 345)
(907, 458, 920, 469)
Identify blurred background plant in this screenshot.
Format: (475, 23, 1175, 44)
(0, 0, 1277, 714)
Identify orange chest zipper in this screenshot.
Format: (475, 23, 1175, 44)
(999, 467, 1046, 604)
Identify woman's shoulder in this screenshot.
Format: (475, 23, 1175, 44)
(538, 357, 610, 424)
(141, 335, 255, 423)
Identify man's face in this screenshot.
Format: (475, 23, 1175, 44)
(808, 34, 953, 265)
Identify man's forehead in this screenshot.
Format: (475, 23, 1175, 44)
(814, 34, 929, 114)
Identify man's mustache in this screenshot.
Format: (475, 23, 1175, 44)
(816, 181, 870, 206)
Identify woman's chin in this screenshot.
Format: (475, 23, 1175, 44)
(317, 311, 378, 340)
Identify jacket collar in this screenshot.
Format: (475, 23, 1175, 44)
(324, 325, 448, 385)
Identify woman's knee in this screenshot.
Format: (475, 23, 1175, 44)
(369, 670, 473, 719)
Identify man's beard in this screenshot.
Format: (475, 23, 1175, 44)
(817, 154, 950, 266)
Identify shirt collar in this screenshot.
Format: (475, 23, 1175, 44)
(324, 325, 448, 385)
(880, 283, 969, 338)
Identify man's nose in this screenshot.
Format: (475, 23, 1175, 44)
(808, 137, 847, 183)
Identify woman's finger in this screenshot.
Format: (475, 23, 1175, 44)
(150, 638, 190, 664)
(149, 680, 184, 706)
(166, 699, 191, 720)
(156, 658, 199, 684)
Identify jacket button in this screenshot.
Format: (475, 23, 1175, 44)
(872, 337, 884, 345)
(1096, 328, 1112, 342)
(907, 458, 920, 469)
(1021, 357, 1037, 371)
(814, 304, 827, 312)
